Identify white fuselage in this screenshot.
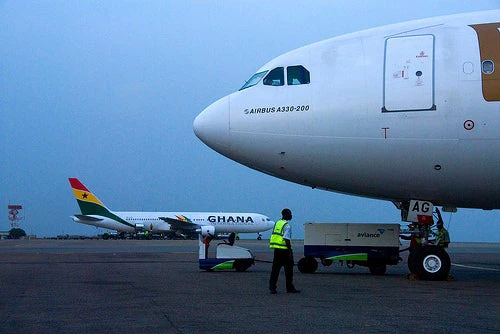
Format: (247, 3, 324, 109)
(73, 212, 274, 234)
(194, 11, 500, 210)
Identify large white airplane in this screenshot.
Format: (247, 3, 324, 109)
(69, 178, 274, 239)
(194, 11, 499, 279)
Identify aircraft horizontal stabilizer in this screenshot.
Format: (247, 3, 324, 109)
(73, 214, 104, 222)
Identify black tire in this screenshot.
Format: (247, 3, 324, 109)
(368, 261, 387, 275)
(298, 256, 318, 274)
(412, 245, 451, 280)
(233, 260, 250, 272)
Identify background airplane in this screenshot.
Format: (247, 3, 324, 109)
(69, 178, 274, 239)
(194, 11, 499, 278)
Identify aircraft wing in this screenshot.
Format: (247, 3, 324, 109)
(159, 217, 199, 230)
(73, 214, 103, 222)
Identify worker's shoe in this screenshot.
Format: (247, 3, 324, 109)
(270, 289, 277, 294)
(287, 289, 300, 293)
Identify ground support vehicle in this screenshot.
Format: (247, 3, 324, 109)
(298, 223, 401, 275)
(198, 234, 254, 272)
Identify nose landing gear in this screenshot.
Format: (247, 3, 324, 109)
(398, 200, 452, 281)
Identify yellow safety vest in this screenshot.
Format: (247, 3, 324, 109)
(435, 228, 450, 248)
(270, 219, 288, 249)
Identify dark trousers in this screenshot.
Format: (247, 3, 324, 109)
(269, 248, 295, 291)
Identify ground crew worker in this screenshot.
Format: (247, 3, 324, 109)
(433, 208, 450, 248)
(269, 208, 300, 294)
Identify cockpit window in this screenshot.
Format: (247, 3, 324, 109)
(263, 67, 284, 86)
(240, 65, 310, 90)
(239, 70, 268, 90)
(287, 65, 310, 85)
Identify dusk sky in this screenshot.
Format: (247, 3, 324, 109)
(1, 1, 499, 241)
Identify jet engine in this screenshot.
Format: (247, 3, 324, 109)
(199, 225, 215, 237)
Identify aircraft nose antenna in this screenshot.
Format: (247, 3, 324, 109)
(193, 96, 230, 155)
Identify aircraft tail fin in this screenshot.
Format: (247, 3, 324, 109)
(68, 178, 112, 216)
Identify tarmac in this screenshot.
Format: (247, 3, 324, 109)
(0, 239, 498, 333)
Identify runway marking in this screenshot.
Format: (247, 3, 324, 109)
(452, 263, 500, 272)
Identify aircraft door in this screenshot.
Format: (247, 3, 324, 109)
(470, 23, 500, 101)
(382, 34, 436, 112)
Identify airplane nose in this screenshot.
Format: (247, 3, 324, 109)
(193, 96, 230, 155)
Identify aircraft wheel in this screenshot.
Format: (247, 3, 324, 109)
(368, 261, 386, 275)
(412, 245, 450, 280)
(298, 256, 318, 274)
